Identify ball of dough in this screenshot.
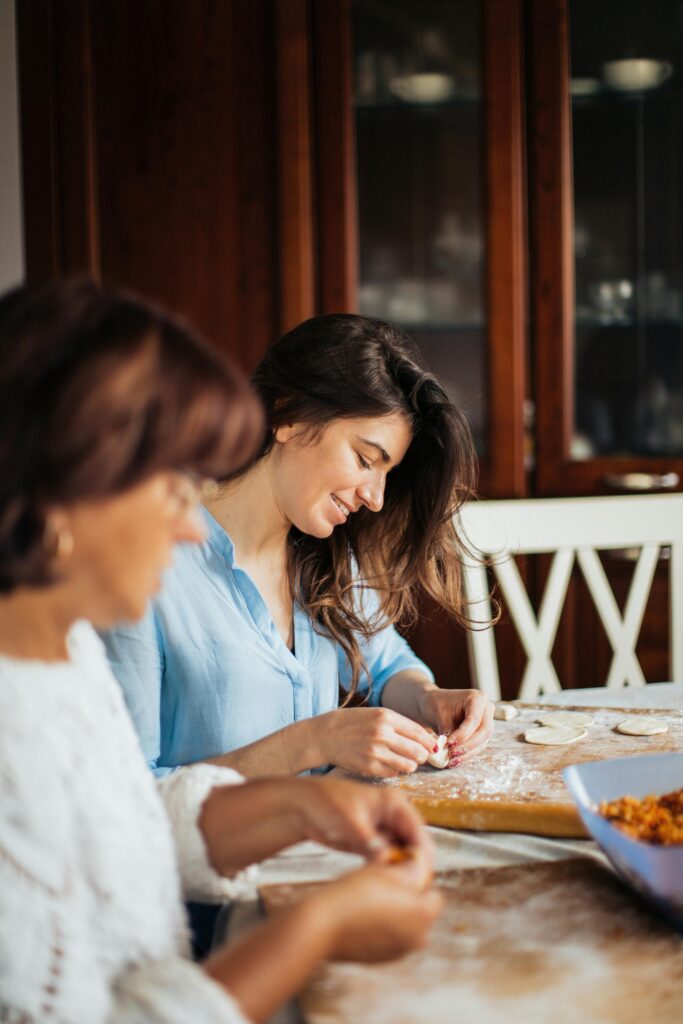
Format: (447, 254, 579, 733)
(615, 717, 668, 737)
(494, 703, 519, 721)
(535, 710, 594, 729)
(427, 734, 450, 769)
(524, 725, 587, 746)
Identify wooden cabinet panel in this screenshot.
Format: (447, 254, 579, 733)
(17, 0, 280, 370)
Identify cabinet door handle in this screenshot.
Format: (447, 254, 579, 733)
(603, 471, 680, 492)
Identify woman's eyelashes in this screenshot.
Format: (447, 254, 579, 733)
(357, 453, 372, 470)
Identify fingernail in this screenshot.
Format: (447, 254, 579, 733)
(448, 757, 463, 768)
(433, 743, 439, 753)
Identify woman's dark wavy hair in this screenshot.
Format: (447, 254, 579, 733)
(0, 278, 262, 593)
(250, 313, 478, 698)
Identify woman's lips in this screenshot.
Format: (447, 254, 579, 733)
(330, 494, 350, 523)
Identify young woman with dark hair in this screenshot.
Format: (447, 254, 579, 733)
(104, 313, 494, 779)
(0, 283, 441, 1024)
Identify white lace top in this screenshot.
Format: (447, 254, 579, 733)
(0, 621, 254, 1024)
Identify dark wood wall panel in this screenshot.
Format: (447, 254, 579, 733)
(18, 0, 280, 370)
(89, 1, 278, 368)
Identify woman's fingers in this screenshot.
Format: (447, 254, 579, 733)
(375, 729, 432, 766)
(389, 711, 437, 755)
(298, 777, 431, 865)
(446, 699, 494, 765)
(447, 692, 494, 746)
(380, 793, 434, 860)
(370, 751, 425, 777)
(448, 721, 494, 766)
(352, 709, 437, 775)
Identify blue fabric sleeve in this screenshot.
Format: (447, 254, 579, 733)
(338, 587, 435, 707)
(100, 608, 175, 777)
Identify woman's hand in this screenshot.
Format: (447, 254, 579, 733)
(417, 688, 495, 768)
(311, 707, 437, 777)
(293, 776, 435, 864)
(205, 855, 442, 1022)
(200, 774, 434, 875)
(309, 860, 443, 963)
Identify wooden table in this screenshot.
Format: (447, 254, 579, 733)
(218, 684, 683, 1023)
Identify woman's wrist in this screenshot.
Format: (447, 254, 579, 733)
(200, 778, 306, 874)
(204, 897, 335, 1020)
(296, 887, 346, 960)
(415, 683, 440, 723)
(282, 712, 336, 773)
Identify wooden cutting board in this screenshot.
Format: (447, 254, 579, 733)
(260, 859, 683, 1024)
(385, 703, 683, 838)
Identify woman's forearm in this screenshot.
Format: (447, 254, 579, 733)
(204, 716, 326, 777)
(204, 899, 332, 1023)
(198, 777, 306, 874)
(380, 670, 438, 721)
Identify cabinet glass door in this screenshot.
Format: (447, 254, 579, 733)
(532, 0, 683, 494)
(571, 0, 683, 469)
(351, 0, 488, 455)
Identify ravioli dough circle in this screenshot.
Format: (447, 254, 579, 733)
(536, 711, 594, 729)
(524, 725, 587, 746)
(615, 717, 668, 737)
(494, 703, 519, 721)
(427, 734, 450, 769)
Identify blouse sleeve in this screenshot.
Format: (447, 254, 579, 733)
(338, 586, 435, 707)
(158, 764, 258, 903)
(101, 608, 175, 778)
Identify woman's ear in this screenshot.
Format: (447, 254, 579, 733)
(273, 423, 297, 444)
(44, 507, 75, 561)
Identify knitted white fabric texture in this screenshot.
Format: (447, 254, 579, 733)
(0, 621, 252, 1024)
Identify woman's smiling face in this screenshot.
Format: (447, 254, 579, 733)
(270, 412, 413, 538)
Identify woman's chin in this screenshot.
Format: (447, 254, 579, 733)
(290, 512, 337, 539)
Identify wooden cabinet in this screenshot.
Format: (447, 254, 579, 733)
(311, 0, 527, 500)
(309, 0, 683, 503)
(306, 0, 680, 690)
(16, 0, 681, 691)
(529, 0, 683, 497)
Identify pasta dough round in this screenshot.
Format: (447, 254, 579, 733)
(427, 734, 450, 769)
(524, 725, 587, 746)
(494, 703, 519, 721)
(615, 717, 668, 737)
(536, 711, 594, 729)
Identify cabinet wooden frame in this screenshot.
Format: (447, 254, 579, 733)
(528, 0, 683, 496)
(311, 0, 528, 498)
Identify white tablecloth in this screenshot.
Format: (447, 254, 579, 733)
(216, 683, 683, 1022)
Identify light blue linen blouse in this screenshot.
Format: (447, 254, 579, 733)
(102, 508, 434, 777)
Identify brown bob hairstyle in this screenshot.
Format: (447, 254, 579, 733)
(250, 313, 478, 697)
(0, 278, 262, 593)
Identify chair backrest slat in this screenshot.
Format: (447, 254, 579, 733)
(460, 495, 683, 699)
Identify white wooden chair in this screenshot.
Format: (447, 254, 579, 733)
(460, 495, 683, 700)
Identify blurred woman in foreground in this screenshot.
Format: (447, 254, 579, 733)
(0, 280, 441, 1024)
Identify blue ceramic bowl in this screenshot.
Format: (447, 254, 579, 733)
(563, 753, 683, 931)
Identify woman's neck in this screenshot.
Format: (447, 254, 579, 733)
(205, 457, 290, 561)
(0, 586, 76, 662)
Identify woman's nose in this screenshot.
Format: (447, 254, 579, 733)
(358, 476, 385, 513)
